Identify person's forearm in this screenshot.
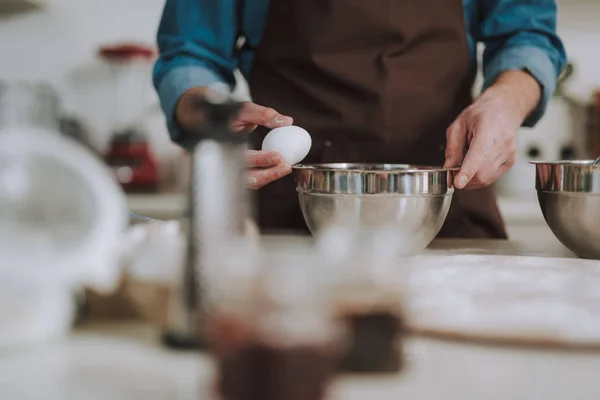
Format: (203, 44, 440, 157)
(483, 70, 542, 124)
(154, 0, 242, 140)
(175, 87, 210, 132)
(175, 86, 293, 135)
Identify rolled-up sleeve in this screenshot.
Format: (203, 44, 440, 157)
(153, 0, 240, 140)
(477, 0, 567, 127)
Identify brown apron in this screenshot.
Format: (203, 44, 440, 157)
(248, 0, 507, 239)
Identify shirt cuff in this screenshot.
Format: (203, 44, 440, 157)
(482, 45, 557, 127)
(157, 66, 229, 141)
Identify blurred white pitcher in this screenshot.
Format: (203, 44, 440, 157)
(0, 126, 127, 348)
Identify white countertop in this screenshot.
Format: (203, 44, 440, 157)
(3, 319, 600, 400)
(1, 238, 598, 399)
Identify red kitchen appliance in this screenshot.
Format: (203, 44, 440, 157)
(105, 129, 159, 193)
(97, 43, 160, 193)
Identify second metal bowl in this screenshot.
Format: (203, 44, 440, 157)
(531, 160, 600, 259)
(293, 163, 458, 255)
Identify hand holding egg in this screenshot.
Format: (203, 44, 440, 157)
(208, 99, 312, 189)
(176, 93, 302, 189)
(246, 126, 312, 190)
(261, 126, 312, 166)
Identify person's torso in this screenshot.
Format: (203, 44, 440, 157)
(238, 0, 479, 81)
(246, 0, 507, 240)
(247, 0, 473, 166)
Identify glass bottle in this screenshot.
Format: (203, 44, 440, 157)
(207, 237, 344, 400)
(317, 226, 409, 374)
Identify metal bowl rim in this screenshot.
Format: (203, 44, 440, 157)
(536, 189, 600, 195)
(529, 160, 600, 166)
(297, 190, 454, 197)
(292, 163, 460, 173)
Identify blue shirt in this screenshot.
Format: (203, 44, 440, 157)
(154, 0, 566, 140)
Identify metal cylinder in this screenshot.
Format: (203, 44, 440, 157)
(162, 94, 249, 349)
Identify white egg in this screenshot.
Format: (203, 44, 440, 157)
(261, 125, 312, 165)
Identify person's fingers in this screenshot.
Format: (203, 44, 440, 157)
(463, 153, 514, 189)
(246, 150, 283, 168)
(455, 134, 492, 189)
(444, 118, 468, 168)
(236, 102, 293, 129)
(231, 121, 258, 133)
(538, 163, 550, 190)
(464, 169, 500, 189)
(247, 164, 292, 190)
(464, 168, 506, 189)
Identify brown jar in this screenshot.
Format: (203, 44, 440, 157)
(317, 227, 409, 374)
(206, 238, 345, 400)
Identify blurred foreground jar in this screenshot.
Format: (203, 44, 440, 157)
(206, 238, 344, 400)
(317, 227, 408, 374)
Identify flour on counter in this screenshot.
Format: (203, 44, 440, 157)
(402, 254, 600, 348)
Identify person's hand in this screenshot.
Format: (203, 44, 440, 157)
(444, 71, 541, 189)
(234, 102, 294, 189)
(176, 87, 294, 189)
(246, 149, 293, 189)
(231, 101, 293, 133)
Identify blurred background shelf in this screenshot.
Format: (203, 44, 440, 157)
(496, 196, 545, 225)
(125, 192, 546, 231)
(0, 0, 45, 14)
(127, 193, 186, 220)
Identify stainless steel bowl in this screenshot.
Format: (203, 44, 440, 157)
(531, 160, 600, 259)
(293, 163, 458, 255)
